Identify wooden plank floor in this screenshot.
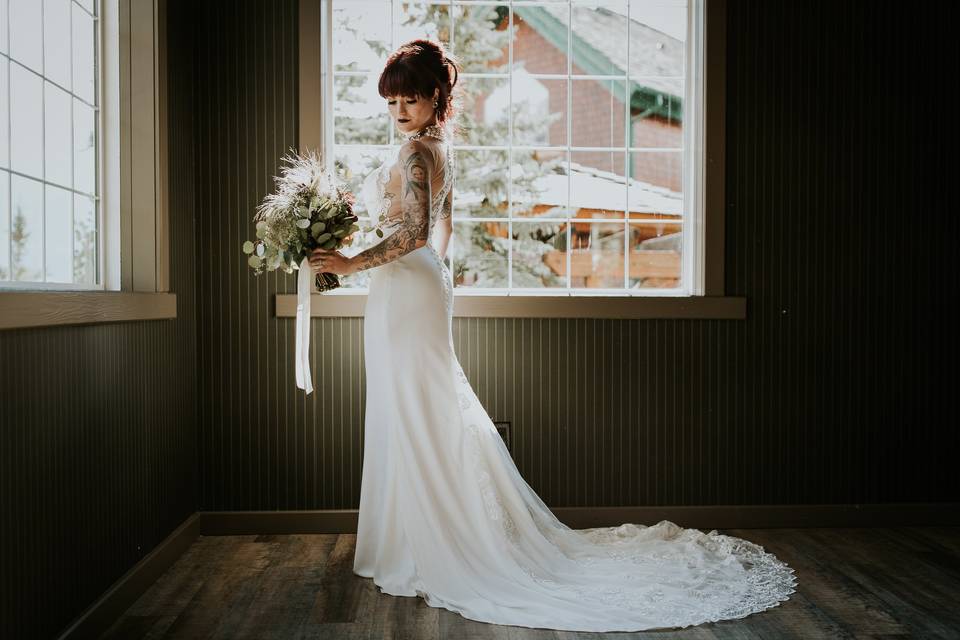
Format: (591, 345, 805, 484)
(100, 527, 960, 639)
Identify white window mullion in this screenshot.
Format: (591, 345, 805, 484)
(624, 0, 631, 291)
(322, 0, 334, 176)
(41, 0, 46, 282)
(5, 0, 10, 281)
(506, 1, 513, 291)
(564, 0, 571, 292)
(70, 0, 76, 282)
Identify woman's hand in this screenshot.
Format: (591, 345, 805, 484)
(309, 248, 355, 275)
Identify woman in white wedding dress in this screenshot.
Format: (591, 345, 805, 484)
(310, 39, 797, 633)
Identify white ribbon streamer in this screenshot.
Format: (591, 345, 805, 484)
(295, 256, 314, 394)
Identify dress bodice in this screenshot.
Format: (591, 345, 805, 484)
(360, 127, 454, 244)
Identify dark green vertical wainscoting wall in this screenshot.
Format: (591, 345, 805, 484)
(0, 4, 199, 638)
(192, 0, 957, 514)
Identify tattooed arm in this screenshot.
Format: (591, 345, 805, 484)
(349, 140, 435, 272)
(431, 187, 453, 261)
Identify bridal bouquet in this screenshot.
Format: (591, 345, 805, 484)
(242, 148, 360, 395)
(243, 147, 359, 292)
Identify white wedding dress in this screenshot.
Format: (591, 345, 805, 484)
(351, 125, 798, 632)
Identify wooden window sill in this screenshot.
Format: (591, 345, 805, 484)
(0, 292, 177, 330)
(274, 293, 745, 320)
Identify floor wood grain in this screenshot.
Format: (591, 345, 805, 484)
(100, 527, 960, 639)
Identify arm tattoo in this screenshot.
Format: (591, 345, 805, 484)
(437, 188, 452, 220)
(351, 143, 433, 272)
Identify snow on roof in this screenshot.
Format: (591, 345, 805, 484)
(456, 160, 683, 217)
(518, 4, 685, 98)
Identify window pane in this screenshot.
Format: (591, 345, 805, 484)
(453, 220, 508, 289)
(44, 0, 72, 90)
(334, 75, 391, 145)
(396, 2, 451, 49)
(332, 0, 390, 72)
(511, 73, 565, 146)
(9, 0, 42, 73)
(0, 171, 8, 279)
(334, 147, 396, 219)
(628, 151, 682, 219)
(72, 1, 96, 104)
(571, 77, 626, 148)
(512, 5, 568, 75)
(453, 148, 508, 218)
(569, 220, 623, 288)
(627, 1, 686, 79)
(333, 147, 395, 222)
(0, 60, 8, 169)
(460, 75, 508, 147)
(10, 174, 43, 281)
(630, 81, 682, 129)
(45, 81, 72, 187)
(73, 192, 95, 284)
(571, 0, 628, 76)
(628, 220, 681, 288)
(571, 150, 626, 219)
(75, 0, 94, 14)
(10, 62, 43, 178)
(571, 148, 625, 179)
(452, 3, 509, 74)
(44, 183, 72, 282)
(511, 220, 566, 288)
(630, 150, 681, 195)
(0, 0, 8, 55)
(511, 150, 568, 219)
(73, 97, 95, 194)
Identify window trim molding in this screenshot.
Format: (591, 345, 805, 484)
(702, 0, 726, 297)
(294, 0, 736, 319)
(0, 0, 176, 330)
(0, 291, 176, 330)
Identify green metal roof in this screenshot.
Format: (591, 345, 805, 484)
(513, 5, 683, 123)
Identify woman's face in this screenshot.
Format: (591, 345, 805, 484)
(385, 90, 438, 135)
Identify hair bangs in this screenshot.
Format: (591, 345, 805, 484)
(378, 60, 434, 100)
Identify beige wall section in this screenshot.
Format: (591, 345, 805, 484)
(127, 0, 166, 293)
(119, 0, 133, 291)
(299, 0, 323, 154)
(155, 0, 170, 293)
(120, 0, 170, 293)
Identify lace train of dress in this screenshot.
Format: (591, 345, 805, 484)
(352, 127, 797, 632)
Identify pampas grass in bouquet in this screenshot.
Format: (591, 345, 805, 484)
(242, 147, 358, 292)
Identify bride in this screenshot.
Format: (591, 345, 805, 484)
(309, 39, 797, 633)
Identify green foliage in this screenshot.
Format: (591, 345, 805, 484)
(243, 150, 359, 276)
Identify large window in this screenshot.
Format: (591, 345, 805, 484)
(0, 0, 176, 331)
(0, 0, 100, 289)
(325, 0, 700, 297)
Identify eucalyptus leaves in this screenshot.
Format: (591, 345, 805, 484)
(243, 148, 359, 291)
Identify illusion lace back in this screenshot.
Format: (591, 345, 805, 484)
(353, 125, 797, 633)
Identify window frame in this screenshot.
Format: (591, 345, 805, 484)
(0, 0, 176, 330)
(292, 0, 739, 319)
